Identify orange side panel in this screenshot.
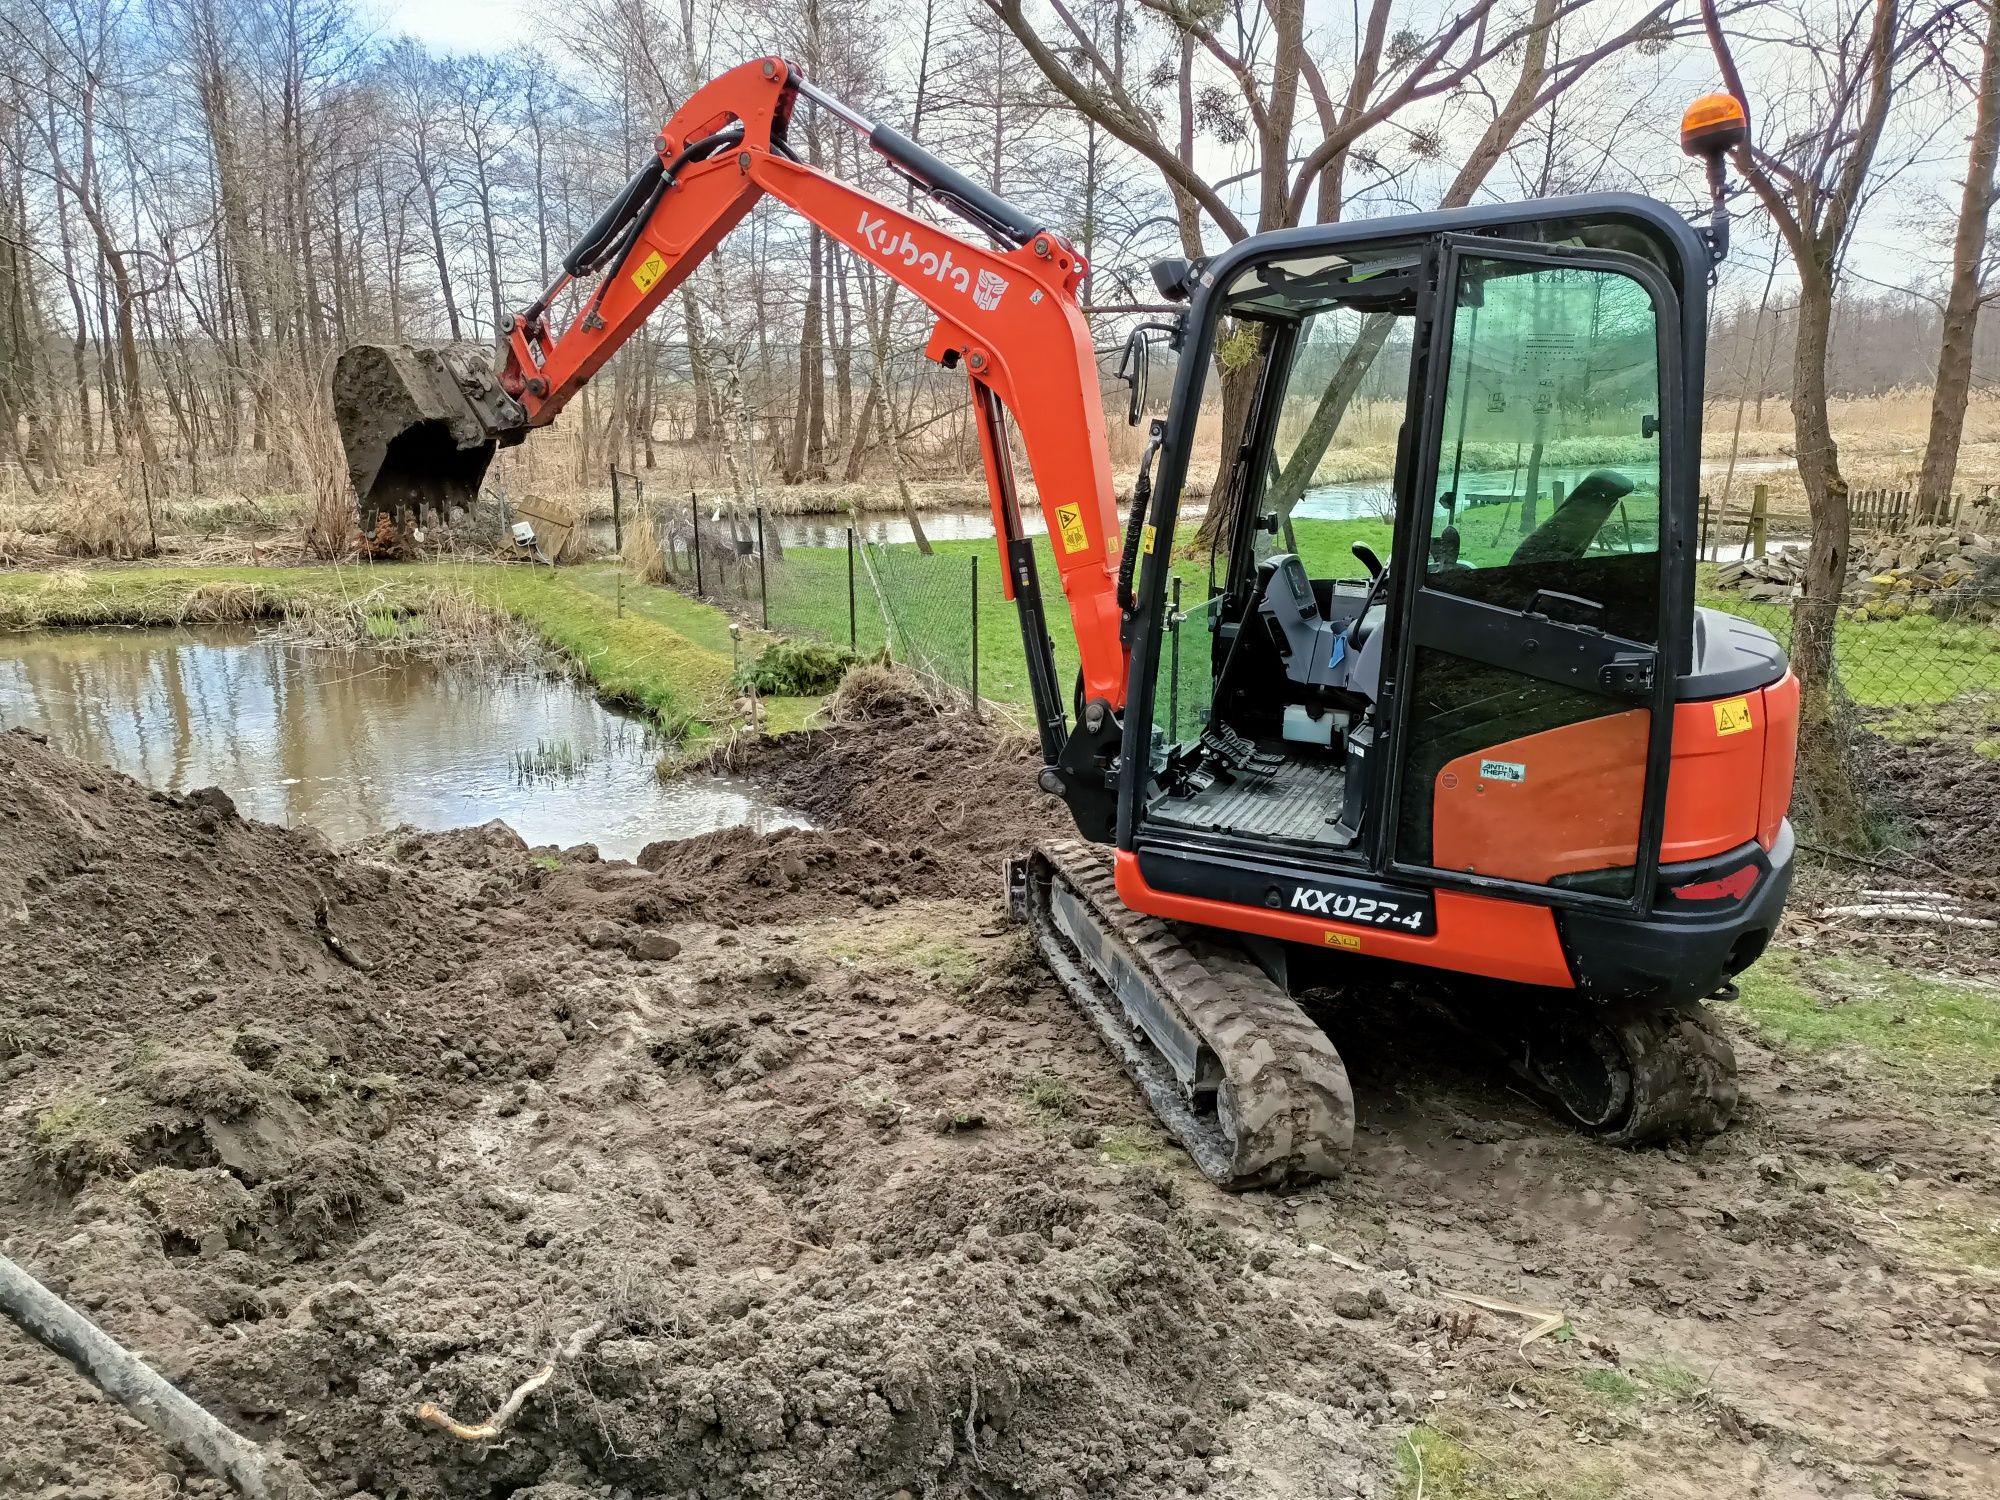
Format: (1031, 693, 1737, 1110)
(1755, 670, 1801, 849)
(1663, 693, 1765, 863)
(1429, 710, 1649, 884)
(1427, 692, 1780, 887)
(1114, 852, 1576, 989)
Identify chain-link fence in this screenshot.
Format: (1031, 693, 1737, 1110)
(1711, 587, 2000, 721)
(618, 494, 1999, 768)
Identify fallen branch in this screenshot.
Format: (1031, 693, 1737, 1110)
(1820, 904, 1996, 929)
(413, 1320, 603, 1443)
(0, 1251, 322, 1500)
(313, 899, 376, 973)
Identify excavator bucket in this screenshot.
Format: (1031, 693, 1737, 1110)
(331, 343, 524, 515)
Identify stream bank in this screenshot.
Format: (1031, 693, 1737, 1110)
(0, 561, 815, 740)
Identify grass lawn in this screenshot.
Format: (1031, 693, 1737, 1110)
(1733, 948, 2000, 1092)
(1692, 581, 2000, 708)
(718, 507, 1993, 724)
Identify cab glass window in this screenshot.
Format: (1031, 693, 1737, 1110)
(1424, 258, 1663, 643)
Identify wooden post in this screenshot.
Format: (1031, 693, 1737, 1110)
(1750, 483, 1769, 558)
(690, 493, 703, 596)
(1699, 493, 1711, 561)
(608, 465, 622, 552)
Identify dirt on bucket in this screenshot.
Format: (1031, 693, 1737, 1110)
(2, 692, 1997, 1500)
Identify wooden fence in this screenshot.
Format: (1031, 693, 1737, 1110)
(1698, 483, 1994, 560)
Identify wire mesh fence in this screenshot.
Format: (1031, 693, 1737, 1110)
(620, 495, 2000, 764)
(1713, 588, 2000, 719)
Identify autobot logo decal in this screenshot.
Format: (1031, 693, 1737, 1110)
(856, 210, 1006, 310)
(973, 267, 1009, 310)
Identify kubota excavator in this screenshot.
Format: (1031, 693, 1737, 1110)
(334, 63, 1798, 1188)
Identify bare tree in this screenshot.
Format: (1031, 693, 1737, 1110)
(987, 0, 1700, 541)
(1917, 0, 2000, 516)
(1703, 0, 1938, 841)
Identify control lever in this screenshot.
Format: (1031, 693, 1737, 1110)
(1350, 541, 1383, 579)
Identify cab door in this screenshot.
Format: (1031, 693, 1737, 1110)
(1382, 238, 1684, 910)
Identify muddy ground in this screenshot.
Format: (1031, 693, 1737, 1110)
(1, 685, 1996, 1500)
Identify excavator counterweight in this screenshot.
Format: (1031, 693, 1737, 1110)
(333, 58, 1796, 1190)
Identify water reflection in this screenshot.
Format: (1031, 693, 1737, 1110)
(0, 625, 808, 856)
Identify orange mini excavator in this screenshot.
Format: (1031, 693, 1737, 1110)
(335, 63, 1796, 1187)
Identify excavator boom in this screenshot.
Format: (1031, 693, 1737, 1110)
(333, 56, 1128, 715)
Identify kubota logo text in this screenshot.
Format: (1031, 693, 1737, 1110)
(858, 211, 1007, 310)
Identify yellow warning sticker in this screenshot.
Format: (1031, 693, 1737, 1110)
(1139, 523, 1156, 556)
(1712, 696, 1755, 737)
(1054, 502, 1088, 555)
(631, 249, 668, 294)
(1323, 930, 1361, 951)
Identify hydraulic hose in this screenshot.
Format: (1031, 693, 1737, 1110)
(1117, 419, 1166, 616)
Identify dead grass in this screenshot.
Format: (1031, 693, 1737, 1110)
(620, 503, 670, 584)
(266, 355, 357, 561)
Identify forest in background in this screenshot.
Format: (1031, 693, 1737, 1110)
(0, 0, 1992, 525)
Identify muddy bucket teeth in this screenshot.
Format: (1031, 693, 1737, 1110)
(331, 342, 526, 515)
(1019, 840, 1354, 1189)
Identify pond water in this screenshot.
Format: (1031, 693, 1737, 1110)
(0, 626, 808, 857)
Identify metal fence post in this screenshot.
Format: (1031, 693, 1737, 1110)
(609, 465, 623, 552)
(969, 553, 981, 720)
(755, 507, 769, 629)
(846, 526, 857, 650)
(691, 493, 703, 596)
(1168, 573, 1183, 742)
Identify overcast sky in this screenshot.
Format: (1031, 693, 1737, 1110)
(374, 0, 533, 52)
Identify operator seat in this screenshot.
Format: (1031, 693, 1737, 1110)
(1256, 554, 1359, 692)
(1509, 469, 1635, 565)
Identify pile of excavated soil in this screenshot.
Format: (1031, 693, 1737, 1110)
(8, 690, 2000, 1500)
(1854, 712, 2000, 883)
(0, 721, 1414, 1500)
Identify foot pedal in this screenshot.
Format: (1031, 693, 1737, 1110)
(1200, 725, 1280, 781)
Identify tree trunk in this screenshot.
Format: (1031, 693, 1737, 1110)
(1917, 0, 2000, 518)
(1789, 268, 1866, 843)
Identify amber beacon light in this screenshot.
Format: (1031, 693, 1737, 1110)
(1679, 92, 1747, 264)
(1680, 93, 1749, 161)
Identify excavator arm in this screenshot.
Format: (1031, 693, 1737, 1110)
(334, 57, 1131, 770)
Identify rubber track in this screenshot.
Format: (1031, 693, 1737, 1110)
(1598, 999, 1738, 1144)
(1027, 840, 1354, 1189)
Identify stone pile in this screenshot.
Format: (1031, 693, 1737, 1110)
(1713, 550, 1806, 602)
(1713, 527, 2000, 619)
(1849, 527, 1999, 620)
